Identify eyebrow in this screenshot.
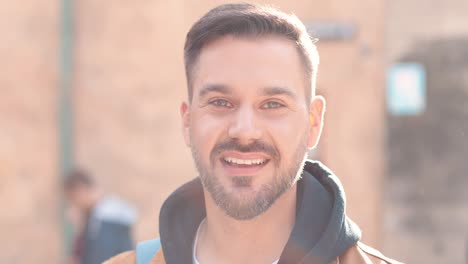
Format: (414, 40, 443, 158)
(198, 84, 297, 99)
(198, 84, 231, 98)
(261, 86, 297, 99)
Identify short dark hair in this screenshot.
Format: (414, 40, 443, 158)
(63, 168, 94, 191)
(184, 2, 319, 102)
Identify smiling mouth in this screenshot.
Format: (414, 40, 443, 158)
(223, 157, 268, 166)
(220, 156, 271, 175)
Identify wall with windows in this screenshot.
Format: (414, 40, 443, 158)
(385, 0, 468, 263)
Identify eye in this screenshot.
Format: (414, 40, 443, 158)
(262, 101, 284, 109)
(210, 99, 233, 108)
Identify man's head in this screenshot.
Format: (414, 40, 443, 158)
(63, 169, 99, 212)
(180, 3, 325, 220)
(184, 3, 319, 103)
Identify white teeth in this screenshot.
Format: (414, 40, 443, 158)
(223, 157, 266, 165)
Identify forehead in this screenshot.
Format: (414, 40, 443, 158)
(192, 35, 307, 98)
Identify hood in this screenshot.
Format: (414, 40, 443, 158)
(159, 160, 361, 264)
(92, 196, 137, 226)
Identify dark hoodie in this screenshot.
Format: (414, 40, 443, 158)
(158, 160, 361, 264)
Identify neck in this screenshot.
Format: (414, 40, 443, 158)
(197, 184, 297, 264)
(85, 190, 102, 213)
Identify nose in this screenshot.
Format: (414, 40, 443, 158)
(228, 105, 262, 143)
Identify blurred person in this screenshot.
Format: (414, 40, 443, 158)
(106, 3, 400, 264)
(63, 169, 136, 264)
(66, 206, 85, 264)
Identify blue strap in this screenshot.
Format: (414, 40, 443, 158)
(136, 238, 161, 264)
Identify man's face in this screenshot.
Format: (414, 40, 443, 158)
(66, 186, 91, 213)
(181, 35, 324, 220)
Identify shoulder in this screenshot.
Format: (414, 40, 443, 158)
(103, 250, 166, 264)
(93, 196, 137, 226)
(103, 251, 135, 264)
(103, 243, 165, 264)
(338, 242, 404, 264)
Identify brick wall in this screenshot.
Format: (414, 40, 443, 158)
(0, 0, 60, 263)
(74, 0, 385, 247)
(385, 1, 468, 263)
(0, 1, 385, 262)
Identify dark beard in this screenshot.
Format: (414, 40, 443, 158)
(191, 134, 309, 220)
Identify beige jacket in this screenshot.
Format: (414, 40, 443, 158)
(104, 241, 403, 264)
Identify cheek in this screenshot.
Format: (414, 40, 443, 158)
(266, 116, 309, 157)
(191, 114, 226, 155)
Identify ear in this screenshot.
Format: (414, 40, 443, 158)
(180, 102, 191, 147)
(307, 95, 326, 149)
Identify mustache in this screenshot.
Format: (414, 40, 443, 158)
(211, 139, 280, 161)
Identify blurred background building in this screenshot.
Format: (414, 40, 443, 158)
(0, 0, 466, 263)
